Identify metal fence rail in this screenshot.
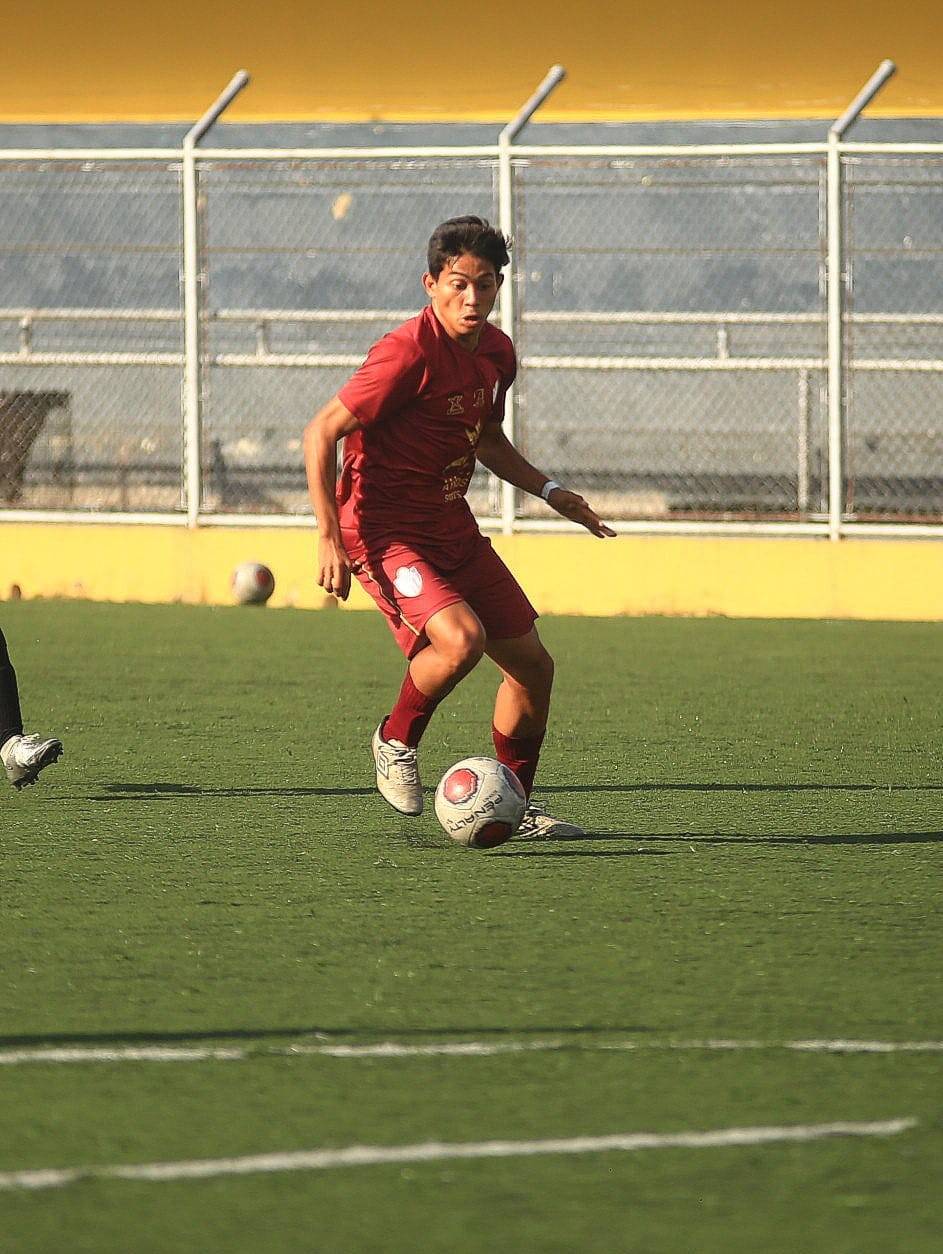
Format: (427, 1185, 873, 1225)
(1, 71, 941, 538)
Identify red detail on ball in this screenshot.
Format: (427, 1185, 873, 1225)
(256, 567, 274, 588)
(502, 766, 526, 800)
(471, 820, 514, 849)
(443, 768, 478, 805)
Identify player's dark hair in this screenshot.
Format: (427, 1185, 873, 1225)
(426, 216, 511, 278)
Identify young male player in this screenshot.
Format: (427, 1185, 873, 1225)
(0, 627, 62, 789)
(304, 216, 615, 838)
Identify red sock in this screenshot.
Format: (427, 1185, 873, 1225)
(383, 670, 440, 748)
(492, 726, 545, 799)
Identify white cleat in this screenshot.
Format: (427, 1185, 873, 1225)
(2, 732, 63, 790)
(371, 722, 423, 816)
(515, 799, 585, 840)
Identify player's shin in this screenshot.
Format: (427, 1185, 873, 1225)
(491, 725, 545, 799)
(0, 631, 24, 749)
(383, 668, 440, 748)
(373, 669, 438, 816)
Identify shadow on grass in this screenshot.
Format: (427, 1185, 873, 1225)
(0, 1023, 656, 1049)
(539, 783, 943, 794)
(88, 782, 374, 800)
(89, 780, 943, 803)
(81, 785, 941, 849)
(515, 831, 943, 848)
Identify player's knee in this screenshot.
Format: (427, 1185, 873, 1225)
(442, 621, 486, 672)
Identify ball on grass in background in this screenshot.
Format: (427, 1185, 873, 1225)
(231, 561, 275, 606)
(434, 756, 526, 849)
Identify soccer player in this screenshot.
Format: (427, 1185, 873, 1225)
(0, 627, 62, 789)
(303, 216, 615, 838)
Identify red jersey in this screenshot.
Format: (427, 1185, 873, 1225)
(336, 305, 516, 569)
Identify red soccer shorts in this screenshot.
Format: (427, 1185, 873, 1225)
(351, 533, 537, 659)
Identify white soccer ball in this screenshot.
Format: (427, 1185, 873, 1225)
(434, 756, 526, 849)
(231, 561, 275, 605)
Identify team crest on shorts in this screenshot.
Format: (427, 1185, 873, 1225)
(393, 565, 424, 598)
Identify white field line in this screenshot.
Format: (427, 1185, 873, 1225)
(294, 1041, 562, 1057)
(0, 1119, 917, 1192)
(293, 1038, 943, 1058)
(1, 1038, 942, 1066)
(0, 1046, 244, 1064)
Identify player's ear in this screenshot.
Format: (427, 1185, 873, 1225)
(422, 271, 436, 298)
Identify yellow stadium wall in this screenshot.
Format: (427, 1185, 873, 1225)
(0, 526, 939, 622)
(6, 1, 943, 121)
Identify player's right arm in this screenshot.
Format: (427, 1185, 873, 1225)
(303, 397, 363, 600)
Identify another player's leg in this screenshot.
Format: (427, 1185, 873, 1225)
(0, 628, 62, 791)
(373, 602, 486, 815)
(485, 628, 585, 839)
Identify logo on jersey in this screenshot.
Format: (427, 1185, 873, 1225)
(447, 393, 465, 415)
(464, 416, 483, 446)
(473, 387, 486, 409)
(393, 566, 424, 598)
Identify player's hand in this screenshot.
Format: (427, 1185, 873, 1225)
(317, 536, 353, 600)
(547, 488, 617, 538)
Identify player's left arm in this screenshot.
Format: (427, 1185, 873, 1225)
(475, 421, 616, 539)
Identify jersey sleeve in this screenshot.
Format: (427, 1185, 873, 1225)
(338, 334, 427, 427)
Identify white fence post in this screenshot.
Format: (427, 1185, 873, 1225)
(182, 71, 250, 527)
(825, 130, 844, 542)
(826, 60, 896, 541)
(497, 65, 566, 536)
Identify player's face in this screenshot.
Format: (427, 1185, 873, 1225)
(423, 253, 503, 348)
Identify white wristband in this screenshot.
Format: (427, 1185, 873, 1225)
(540, 479, 562, 501)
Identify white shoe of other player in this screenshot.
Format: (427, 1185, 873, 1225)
(2, 732, 63, 790)
(515, 799, 585, 840)
(371, 722, 423, 816)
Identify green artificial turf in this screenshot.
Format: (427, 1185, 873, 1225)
(0, 601, 940, 1253)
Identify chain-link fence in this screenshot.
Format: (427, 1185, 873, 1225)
(0, 159, 184, 513)
(843, 155, 943, 520)
(514, 155, 827, 519)
(1, 142, 941, 534)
